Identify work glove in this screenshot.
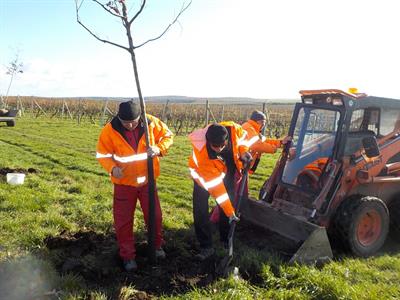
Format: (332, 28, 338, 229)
(111, 166, 124, 179)
(229, 213, 240, 224)
(280, 136, 293, 147)
(147, 145, 161, 157)
(240, 151, 252, 168)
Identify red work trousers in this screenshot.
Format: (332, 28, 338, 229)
(113, 183, 164, 260)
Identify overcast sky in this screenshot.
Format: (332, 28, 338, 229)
(1, 0, 400, 100)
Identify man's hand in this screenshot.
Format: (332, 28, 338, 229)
(240, 151, 252, 162)
(240, 151, 252, 167)
(111, 166, 124, 179)
(280, 136, 292, 146)
(229, 213, 240, 224)
(147, 146, 161, 158)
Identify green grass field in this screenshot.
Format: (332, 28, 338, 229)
(0, 117, 399, 299)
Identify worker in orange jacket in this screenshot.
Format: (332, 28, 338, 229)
(188, 122, 251, 260)
(296, 157, 329, 190)
(96, 101, 173, 272)
(242, 111, 291, 173)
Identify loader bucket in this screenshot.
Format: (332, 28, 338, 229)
(241, 198, 333, 264)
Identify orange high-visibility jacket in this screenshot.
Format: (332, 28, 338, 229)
(188, 121, 249, 217)
(96, 114, 173, 187)
(242, 119, 281, 158)
(299, 157, 329, 183)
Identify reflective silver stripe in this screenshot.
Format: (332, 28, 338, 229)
(261, 136, 267, 142)
(96, 152, 113, 158)
(216, 193, 229, 204)
(165, 129, 173, 137)
(192, 151, 198, 167)
(159, 129, 173, 141)
(113, 153, 148, 163)
(238, 132, 249, 146)
(245, 136, 260, 147)
(189, 168, 225, 190)
(189, 168, 208, 190)
(238, 131, 247, 142)
(203, 173, 225, 189)
(137, 176, 146, 184)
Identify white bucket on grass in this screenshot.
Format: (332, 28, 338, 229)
(6, 173, 25, 185)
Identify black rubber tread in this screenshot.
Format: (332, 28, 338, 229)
(333, 195, 389, 257)
(389, 196, 400, 242)
(6, 120, 15, 127)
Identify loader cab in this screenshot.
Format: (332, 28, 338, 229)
(279, 90, 351, 196)
(281, 105, 341, 193)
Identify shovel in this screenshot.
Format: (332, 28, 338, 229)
(216, 166, 249, 277)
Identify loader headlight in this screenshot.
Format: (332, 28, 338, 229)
(332, 98, 343, 106)
(303, 97, 313, 104)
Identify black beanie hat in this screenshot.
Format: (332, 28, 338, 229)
(250, 110, 267, 121)
(118, 101, 141, 121)
(206, 124, 228, 145)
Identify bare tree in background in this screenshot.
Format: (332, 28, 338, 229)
(2, 53, 24, 107)
(75, 0, 191, 263)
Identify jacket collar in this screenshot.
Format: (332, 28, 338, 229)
(248, 119, 262, 133)
(111, 116, 152, 144)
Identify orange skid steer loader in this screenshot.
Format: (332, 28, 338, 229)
(242, 89, 400, 263)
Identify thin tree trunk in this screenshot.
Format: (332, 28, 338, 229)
(124, 15, 156, 263)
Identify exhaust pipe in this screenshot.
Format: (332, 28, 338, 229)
(241, 198, 333, 264)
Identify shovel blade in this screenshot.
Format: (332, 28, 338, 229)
(216, 255, 233, 277)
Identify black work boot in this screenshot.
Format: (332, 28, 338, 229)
(195, 247, 215, 261)
(123, 259, 137, 272)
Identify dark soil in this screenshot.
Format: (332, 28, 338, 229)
(44, 230, 218, 299)
(0, 167, 38, 176)
(42, 222, 294, 299)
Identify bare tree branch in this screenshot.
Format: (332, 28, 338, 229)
(134, 0, 192, 49)
(129, 0, 146, 25)
(92, 0, 123, 18)
(75, 0, 128, 51)
(76, 0, 84, 11)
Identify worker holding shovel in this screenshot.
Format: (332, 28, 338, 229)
(188, 123, 252, 260)
(209, 111, 290, 221)
(96, 100, 173, 272)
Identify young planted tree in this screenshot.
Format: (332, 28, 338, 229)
(2, 53, 24, 107)
(75, 0, 191, 262)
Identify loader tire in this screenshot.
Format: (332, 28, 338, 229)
(388, 197, 400, 243)
(6, 120, 15, 127)
(334, 196, 389, 257)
